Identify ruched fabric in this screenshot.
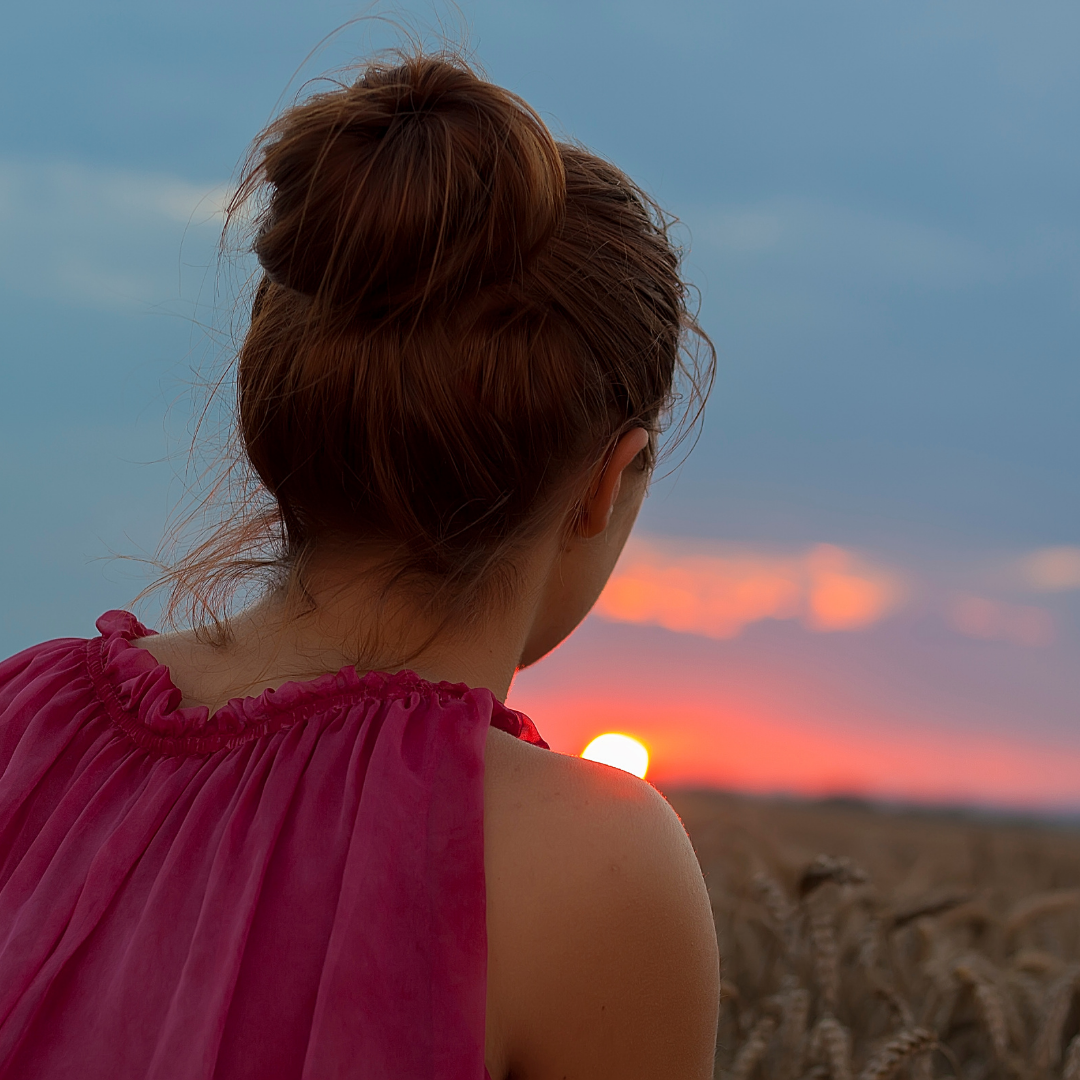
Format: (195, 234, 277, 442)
(0, 611, 547, 1080)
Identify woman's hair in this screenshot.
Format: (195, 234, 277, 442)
(161, 49, 713, 631)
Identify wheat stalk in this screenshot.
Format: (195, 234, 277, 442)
(870, 974, 915, 1030)
(728, 1014, 777, 1080)
(809, 1015, 854, 1080)
(856, 1028, 936, 1080)
(1006, 967, 1046, 1030)
(754, 870, 797, 928)
(891, 893, 973, 930)
(953, 960, 1010, 1062)
(857, 913, 884, 973)
(1033, 964, 1080, 1072)
(777, 983, 811, 1080)
(1062, 1033, 1080, 1080)
(922, 952, 961, 1035)
(1012, 948, 1066, 978)
(811, 908, 841, 1013)
(1005, 890, 1080, 939)
(799, 855, 868, 899)
(908, 1054, 932, 1080)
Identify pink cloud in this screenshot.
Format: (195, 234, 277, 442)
(1021, 546, 1080, 592)
(947, 593, 1054, 647)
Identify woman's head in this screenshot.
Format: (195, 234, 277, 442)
(170, 49, 712, 633)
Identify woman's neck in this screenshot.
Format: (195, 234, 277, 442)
(139, 541, 556, 712)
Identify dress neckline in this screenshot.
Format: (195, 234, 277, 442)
(88, 609, 511, 756)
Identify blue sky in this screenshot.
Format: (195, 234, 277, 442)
(2, 1, 1078, 804)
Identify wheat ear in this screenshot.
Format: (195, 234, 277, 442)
(729, 1014, 777, 1080)
(799, 855, 868, 898)
(954, 961, 1009, 1062)
(753, 871, 796, 927)
(856, 1028, 936, 1080)
(809, 1015, 853, 1080)
(810, 904, 841, 1013)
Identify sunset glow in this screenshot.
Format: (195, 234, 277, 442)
(581, 733, 650, 778)
(514, 682, 1080, 811)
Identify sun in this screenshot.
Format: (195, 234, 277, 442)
(581, 733, 650, 779)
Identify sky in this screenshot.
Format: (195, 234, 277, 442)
(1, 0, 1078, 811)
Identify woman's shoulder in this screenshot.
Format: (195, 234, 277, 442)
(483, 727, 720, 1080)
(484, 724, 689, 870)
(482, 725, 713, 942)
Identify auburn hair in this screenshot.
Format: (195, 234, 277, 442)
(162, 49, 713, 630)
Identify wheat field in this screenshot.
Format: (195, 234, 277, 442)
(666, 790, 1080, 1080)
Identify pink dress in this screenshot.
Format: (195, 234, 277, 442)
(0, 611, 547, 1079)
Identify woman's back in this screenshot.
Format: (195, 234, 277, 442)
(0, 611, 537, 1078)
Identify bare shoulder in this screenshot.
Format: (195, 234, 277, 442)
(484, 727, 702, 894)
(483, 728, 719, 1080)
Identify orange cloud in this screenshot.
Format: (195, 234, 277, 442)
(594, 537, 905, 640)
(804, 543, 904, 630)
(947, 593, 1054, 647)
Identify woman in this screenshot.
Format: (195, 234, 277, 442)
(0, 50, 719, 1079)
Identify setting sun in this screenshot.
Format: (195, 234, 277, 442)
(581, 733, 650, 779)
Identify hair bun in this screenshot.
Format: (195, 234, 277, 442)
(249, 54, 565, 314)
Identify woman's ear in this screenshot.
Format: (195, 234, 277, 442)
(579, 428, 651, 539)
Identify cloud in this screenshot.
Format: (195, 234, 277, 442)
(594, 536, 906, 640)
(947, 593, 1054, 648)
(0, 157, 231, 310)
(1020, 546, 1080, 592)
(802, 543, 906, 631)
